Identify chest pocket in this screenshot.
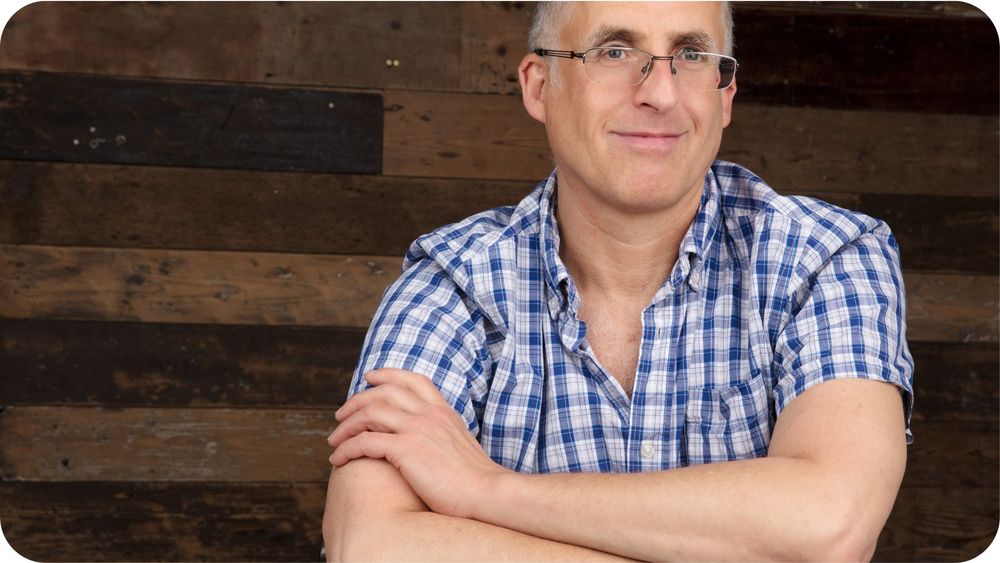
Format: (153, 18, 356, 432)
(683, 374, 772, 466)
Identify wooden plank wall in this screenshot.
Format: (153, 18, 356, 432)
(0, 2, 997, 560)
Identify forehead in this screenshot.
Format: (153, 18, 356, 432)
(561, 2, 725, 50)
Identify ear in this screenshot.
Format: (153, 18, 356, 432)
(519, 53, 548, 124)
(720, 77, 737, 128)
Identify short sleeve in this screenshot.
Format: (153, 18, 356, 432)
(772, 229, 915, 444)
(348, 255, 490, 436)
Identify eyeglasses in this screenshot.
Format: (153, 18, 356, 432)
(534, 47, 738, 91)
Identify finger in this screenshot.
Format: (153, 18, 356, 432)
(335, 382, 423, 422)
(328, 404, 413, 447)
(330, 431, 397, 466)
(365, 368, 450, 406)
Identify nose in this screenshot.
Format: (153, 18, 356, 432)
(633, 57, 681, 111)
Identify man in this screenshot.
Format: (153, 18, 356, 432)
(323, 2, 913, 560)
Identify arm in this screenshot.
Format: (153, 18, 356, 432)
(322, 457, 633, 561)
(473, 377, 906, 561)
(331, 371, 906, 561)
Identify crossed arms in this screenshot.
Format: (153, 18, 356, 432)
(322, 368, 906, 561)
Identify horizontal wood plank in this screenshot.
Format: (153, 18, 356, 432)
(1, 3, 995, 114)
(874, 487, 999, 561)
(384, 91, 999, 198)
(0, 244, 396, 328)
(0, 481, 327, 562)
(2, 320, 995, 421)
(909, 342, 1000, 419)
(0, 71, 382, 173)
(0, 160, 994, 272)
(731, 8, 998, 113)
(0, 407, 335, 482)
(856, 194, 999, 274)
(0, 160, 536, 257)
(1, 245, 996, 341)
(0, 480, 994, 562)
(0, 407, 993, 487)
(904, 272, 999, 343)
(0, 319, 364, 407)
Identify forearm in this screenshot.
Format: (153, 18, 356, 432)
(323, 459, 631, 562)
(477, 456, 871, 561)
(347, 508, 633, 562)
(465, 380, 907, 562)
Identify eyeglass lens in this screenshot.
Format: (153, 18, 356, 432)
(583, 48, 735, 90)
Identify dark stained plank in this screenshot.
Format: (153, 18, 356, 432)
(0, 319, 364, 407)
(0, 480, 328, 562)
(1, 3, 995, 115)
(1, 244, 996, 340)
(0, 71, 382, 173)
(383, 91, 999, 198)
(0, 480, 994, 562)
(0, 405, 992, 487)
(0, 160, 536, 257)
(0, 2, 466, 92)
(1, 160, 995, 272)
(731, 8, 998, 114)
(2, 321, 994, 421)
(903, 272, 999, 344)
(742, 2, 990, 18)
(0, 244, 396, 328)
(903, 417, 998, 489)
(0, 406, 335, 482)
(874, 488, 999, 562)
(909, 342, 1000, 419)
(857, 194, 999, 274)
(382, 89, 550, 181)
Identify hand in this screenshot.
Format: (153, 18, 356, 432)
(327, 368, 511, 519)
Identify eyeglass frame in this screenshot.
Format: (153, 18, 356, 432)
(533, 47, 739, 90)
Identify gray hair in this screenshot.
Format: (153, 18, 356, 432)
(528, 2, 735, 57)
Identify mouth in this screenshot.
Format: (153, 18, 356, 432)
(611, 131, 685, 151)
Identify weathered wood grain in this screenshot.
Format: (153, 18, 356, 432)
(0, 319, 365, 407)
(382, 89, 550, 180)
(0, 406, 993, 488)
(0, 71, 382, 173)
(4, 319, 994, 414)
(909, 342, 1000, 419)
(856, 194, 999, 274)
(0, 406, 336, 482)
(903, 418, 998, 489)
(0, 244, 396, 328)
(874, 488, 999, 562)
(1, 2, 995, 114)
(0, 480, 994, 562)
(0, 160, 536, 257)
(0, 481, 328, 562)
(732, 8, 998, 113)
(904, 273, 999, 343)
(1, 160, 994, 272)
(1, 244, 996, 341)
(384, 91, 999, 197)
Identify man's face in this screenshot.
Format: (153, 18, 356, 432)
(537, 2, 736, 215)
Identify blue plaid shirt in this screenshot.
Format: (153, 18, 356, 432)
(350, 160, 914, 473)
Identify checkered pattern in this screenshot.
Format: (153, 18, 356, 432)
(350, 160, 914, 473)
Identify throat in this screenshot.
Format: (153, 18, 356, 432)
(577, 294, 645, 399)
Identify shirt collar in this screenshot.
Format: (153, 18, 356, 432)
(539, 165, 723, 315)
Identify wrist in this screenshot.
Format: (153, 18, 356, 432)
(469, 464, 519, 523)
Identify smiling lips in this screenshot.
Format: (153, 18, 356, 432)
(613, 130, 685, 151)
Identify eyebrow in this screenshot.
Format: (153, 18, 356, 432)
(583, 25, 716, 53)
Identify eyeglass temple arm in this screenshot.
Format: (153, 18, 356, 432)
(533, 49, 585, 59)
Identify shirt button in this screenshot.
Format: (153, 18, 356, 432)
(640, 441, 656, 459)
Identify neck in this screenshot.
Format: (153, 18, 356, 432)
(555, 179, 703, 304)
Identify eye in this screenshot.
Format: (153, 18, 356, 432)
(605, 48, 626, 60)
(681, 51, 702, 62)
